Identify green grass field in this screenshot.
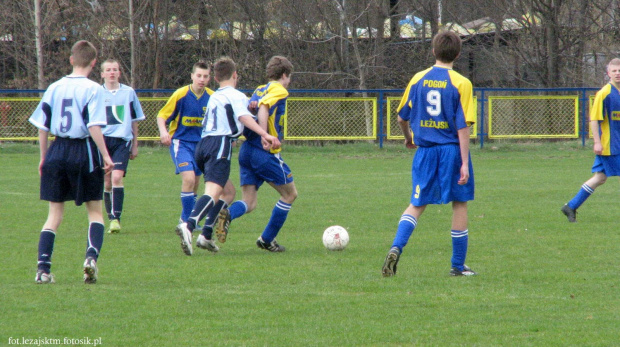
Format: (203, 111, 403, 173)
(0, 141, 618, 346)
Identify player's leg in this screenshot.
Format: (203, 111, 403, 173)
(36, 202, 64, 284)
(171, 140, 199, 224)
(382, 204, 425, 277)
(449, 201, 475, 276)
(103, 173, 114, 221)
(84, 200, 106, 284)
(107, 169, 125, 233)
(180, 171, 197, 222)
(257, 181, 297, 249)
(199, 179, 234, 247)
(562, 171, 606, 222)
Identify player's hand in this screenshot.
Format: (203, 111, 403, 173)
(248, 100, 258, 114)
(458, 163, 469, 185)
(130, 147, 138, 160)
(38, 159, 45, 176)
(102, 155, 114, 175)
(160, 132, 171, 146)
(405, 138, 416, 149)
(262, 135, 281, 150)
(593, 142, 603, 155)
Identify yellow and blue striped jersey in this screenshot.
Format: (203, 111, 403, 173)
(157, 85, 214, 142)
(590, 83, 620, 156)
(245, 81, 288, 154)
(397, 66, 475, 147)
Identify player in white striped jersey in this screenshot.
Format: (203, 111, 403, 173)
(29, 40, 113, 284)
(100, 59, 146, 233)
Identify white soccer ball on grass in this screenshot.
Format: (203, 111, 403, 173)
(322, 225, 349, 251)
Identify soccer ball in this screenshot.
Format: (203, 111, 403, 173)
(322, 225, 349, 251)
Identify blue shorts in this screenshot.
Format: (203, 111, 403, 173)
(40, 137, 104, 206)
(238, 143, 293, 189)
(195, 136, 233, 188)
(170, 139, 202, 175)
(592, 154, 620, 176)
(410, 144, 474, 206)
(104, 136, 131, 175)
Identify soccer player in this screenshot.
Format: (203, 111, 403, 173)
(216, 56, 297, 252)
(381, 31, 477, 277)
(157, 61, 216, 228)
(561, 58, 620, 222)
(29, 40, 114, 284)
(100, 59, 146, 233)
(175, 56, 280, 255)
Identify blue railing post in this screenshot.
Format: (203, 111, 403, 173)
(581, 88, 587, 147)
(479, 89, 485, 148)
(378, 91, 385, 148)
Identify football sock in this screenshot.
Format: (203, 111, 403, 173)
(188, 194, 214, 231)
(567, 184, 594, 210)
(112, 186, 124, 221)
(85, 222, 105, 260)
(229, 200, 248, 221)
(451, 229, 469, 271)
(391, 214, 417, 252)
(180, 191, 195, 222)
(37, 229, 56, 273)
(260, 200, 292, 243)
(201, 200, 228, 239)
(104, 191, 113, 220)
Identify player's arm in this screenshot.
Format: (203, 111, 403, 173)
(397, 115, 415, 149)
(590, 120, 602, 155)
(156, 117, 171, 146)
(457, 127, 470, 185)
(37, 129, 49, 176)
(238, 114, 280, 150)
(130, 121, 139, 159)
(88, 125, 114, 174)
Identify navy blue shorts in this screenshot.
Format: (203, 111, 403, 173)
(40, 137, 104, 206)
(195, 136, 233, 188)
(592, 154, 620, 176)
(170, 139, 202, 175)
(239, 143, 293, 189)
(104, 136, 131, 175)
(410, 144, 474, 206)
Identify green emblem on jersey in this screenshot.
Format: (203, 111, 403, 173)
(106, 105, 125, 125)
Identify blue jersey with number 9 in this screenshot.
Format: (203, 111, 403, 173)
(29, 76, 106, 139)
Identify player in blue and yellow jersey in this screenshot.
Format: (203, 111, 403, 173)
(157, 61, 216, 228)
(175, 57, 280, 255)
(28, 40, 114, 284)
(561, 58, 620, 222)
(382, 31, 477, 277)
(215, 56, 296, 252)
(100, 59, 146, 234)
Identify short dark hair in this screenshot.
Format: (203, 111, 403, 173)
(71, 40, 97, 68)
(192, 60, 211, 73)
(213, 57, 236, 81)
(432, 31, 462, 63)
(266, 56, 293, 81)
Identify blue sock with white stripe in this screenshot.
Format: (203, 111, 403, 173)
(451, 229, 468, 271)
(104, 191, 113, 220)
(229, 200, 248, 221)
(37, 229, 56, 273)
(567, 184, 594, 210)
(188, 195, 214, 231)
(391, 214, 417, 252)
(112, 186, 124, 221)
(201, 200, 227, 239)
(85, 222, 105, 260)
(180, 192, 195, 222)
(260, 200, 292, 243)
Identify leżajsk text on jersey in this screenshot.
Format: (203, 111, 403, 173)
(28, 76, 106, 139)
(102, 84, 146, 141)
(201, 86, 251, 138)
(590, 83, 620, 156)
(245, 81, 288, 154)
(157, 85, 213, 143)
(397, 66, 475, 147)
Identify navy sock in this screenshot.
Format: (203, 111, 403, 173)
(188, 195, 214, 231)
(229, 200, 248, 221)
(567, 184, 594, 210)
(112, 186, 124, 221)
(180, 192, 195, 222)
(202, 200, 227, 239)
(85, 222, 105, 260)
(37, 229, 56, 273)
(451, 229, 469, 271)
(391, 214, 417, 252)
(104, 191, 114, 220)
(261, 200, 292, 243)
